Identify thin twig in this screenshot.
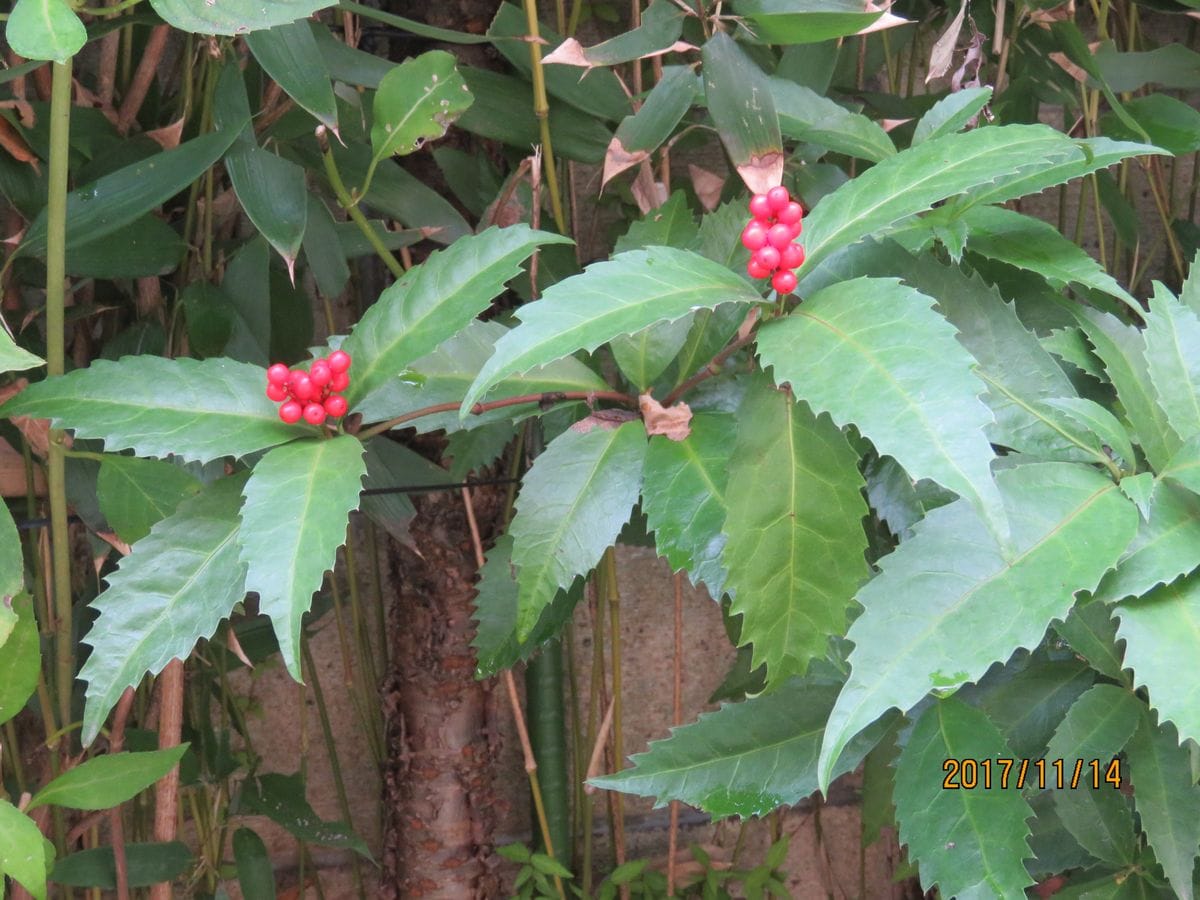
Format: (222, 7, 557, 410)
(664, 327, 757, 407)
(116, 24, 169, 134)
(667, 572, 684, 896)
(582, 697, 616, 793)
(149, 659, 184, 900)
(108, 688, 136, 900)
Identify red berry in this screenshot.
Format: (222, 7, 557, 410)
(310, 360, 332, 387)
(324, 394, 348, 417)
(290, 374, 315, 402)
(747, 259, 772, 279)
(741, 222, 769, 251)
(767, 186, 791, 213)
(749, 194, 772, 220)
(781, 243, 806, 269)
(266, 382, 288, 402)
(753, 245, 781, 270)
(267, 363, 290, 385)
(772, 269, 798, 294)
(303, 402, 327, 425)
(328, 350, 352, 374)
(330, 371, 350, 392)
(279, 401, 303, 423)
(767, 223, 794, 250)
(777, 202, 804, 225)
(788, 220, 804, 239)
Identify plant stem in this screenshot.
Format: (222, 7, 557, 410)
(522, 0, 567, 233)
(599, 548, 627, 883)
(45, 59, 75, 738)
(319, 134, 406, 279)
(149, 659, 184, 900)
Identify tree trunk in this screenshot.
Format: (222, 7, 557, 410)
(380, 489, 503, 899)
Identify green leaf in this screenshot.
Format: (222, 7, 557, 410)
(6, 0, 85, 64)
(1101, 94, 1200, 156)
(604, 66, 696, 185)
(238, 436, 366, 679)
(224, 144, 308, 272)
(731, 0, 887, 43)
(461, 247, 761, 413)
(702, 32, 782, 192)
(543, 0, 684, 69)
(20, 129, 242, 260)
(613, 191, 698, 254)
(50, 843, 191, 889)
(343, 225, 570, 409)
(1041, 397, 1138, 471)
(769, 77, 895, 162)
(65, 214, 185, 280)
(446, 422, 516, 480)
(149, 0, 334, 34)
(337, 0, 493, 44)
(722, 385, 868, 682)
(610, 319, 694, 391)
(357, 435, 443, 545)
(911, 87, 992, 145)
(0, 358, 298, 464)
(1126, 712, 1200, 900)
(818, 462, 1139, 790)
(302, 197, 351, 298)
(1053, 781, 1136, 867)
(756, 277, 1005, 538)
(246, 21, 337, 130)
(79, 476, 248, 745)
(0, 593, 40, 728)
(29, 746, 188, 811)
(1096, 480, 1200, 603)
(641, 412, 734, 597)
(969, 659, 1094, 759)
(1162, 434, 1200, 496)
(893, 698, 1034, 899)
(1, 499, 23, 610)
(797, 125, 1078, 279)
(1044, 683, 1142, 772)
(233, 829, 276, 900)
(1054, 600, 1126, 682)
(1120, 470, 1156, 518)
(370, 51, 472, 166)
(1143, 283, 1200, 444)
(591, 679, 890, 817)
(96, 455, 203, 545)
(0, 799, 48, 900)
(1075, 307, 1182, 472)
(471, 534, 582, 678)
(958, 205, 1139, 311)
(1095, 43, 1200, 92)
(0, 329, 43, 374)
(1116, 574, 1200, 746)
(239, 772, 372, 859)
(510, 422, 646, 639)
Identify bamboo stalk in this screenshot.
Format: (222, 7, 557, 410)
(522, 0, 567, 233)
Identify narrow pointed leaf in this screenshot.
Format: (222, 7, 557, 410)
(1052, 781, 1136, 867)
(757, 277, 1005, 537)
(1117, 574, 1200, 746)
(911, 87, 992, 145)
(893, 699, 1034, 899)
(509, 422, 646, 639)
(6, 0, 85, 63)
(0, 594, 40, 728)
(769, 77, 895, 162)
(246, 21, 337, 130)
(370, 51, 473, 164)
(240, 773, 371, 858)
(0, 358, 298, 464)
(609, 318, 694, 390)
(20, 128, 242, 259)
(958, 205, 1139, 311)
(1054, 601, 1126, 682)
(641, 412, 734, 597)
(233, 829, 276, 900)
(968, 660, 1094, 759)
(29, 746, 188, 811)
(1041, 397, 1138, 470)
(0, 330, 42, 374)
(1044, 684, 1142, 769)
(1143, 283, 1200, 443)
(818, 463, 1138, 790)
(51, 843, 192, 890)
(1075, 307, 1182, 472)
(592, 680, 890, 816)
(225, 145, 308, 269)
(78, 477, 247, 745)
(0, 799, 48, 900)
(148, 0, 334, 34)
(238, 436, 367, 679)
(461, 247, 761, 413)
(1162, 434, 1200, 496)
(732, 0, 889, 43)
(1126, 713, 1200, 900)
(344, 225, 571, 409)
(96, 455, 203, 545)
(722, 386, 868, 682)
(543, 0, 685, 68)
(702, 32, 782, 193)
(1097, 480, 1200, 603)
(604, 66, 696, 185)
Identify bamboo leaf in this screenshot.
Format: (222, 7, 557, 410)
(0, 330, 42, 374)
(818, 463, 1138, 790)
(51, 842, 192, 890)
(238, 772, 373, 859)
(722, 385, 868, 682)
(370, 51, 473, 165)
(756, 277, 1006, 537)
(246, 20, 337, 130)
(238, 436, 366, 679)
(29, 746, 188, 811)
(343, 225, 571, 409)
(0, 358, 299, 464)
(702, 32, 782, 193)
(769, 77, 895, 162)
(732, 0, 890, 43)
(460, 247, 761, 413)
(233, 829, 276, 900)
(893, 698, 1034, 899)
(509, 422, 646, 639)
(149, 0, 334, 35)
(604, 66, 696, 186)
(0, 799, 49, 900)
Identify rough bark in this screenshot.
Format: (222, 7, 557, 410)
(380, 488, 504, 899)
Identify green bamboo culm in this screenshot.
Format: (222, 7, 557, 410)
(526, 638, 572, 866)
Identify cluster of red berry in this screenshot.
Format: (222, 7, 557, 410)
(266, 349, 352, 425)
(741, 186, 805, 294)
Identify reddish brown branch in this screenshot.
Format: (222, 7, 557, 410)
(116, 25, 169, 134)
(149, 659, 184, 900)
(663, 328, 758, 408)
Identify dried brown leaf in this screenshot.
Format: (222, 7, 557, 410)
(688, 163, 725, 211)
(640, 392, 692, 441)
(145, 117, 185, 151)
(736, 152, 784, 196)
(570, 409, 639, 433)
(602, 136, 649, 189)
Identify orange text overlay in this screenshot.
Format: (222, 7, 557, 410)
(942, 757, 1123, 791)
